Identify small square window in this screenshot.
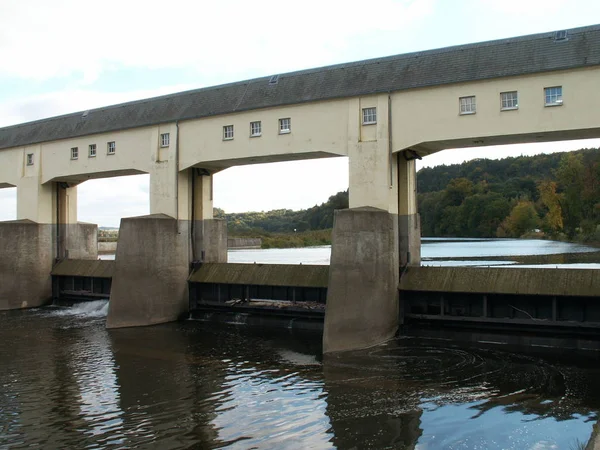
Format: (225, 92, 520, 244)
(161, 133, 170, 147)
(545, 86, 563, 106)
(107, 141, 116, 155)
(362, 107, 377, 125)
(223, 125, 234, 140)
(459, 96, 476, 115)
(89, 144, 96, 157)
(500, 91, 518, 110)
(26, 153, 34, 166)
(279, 118, 291, 134)
(71, 147, 79, 160)
(250, 121, 262, 137)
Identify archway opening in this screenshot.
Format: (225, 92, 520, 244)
(212, 157, 348, 264)
(415, 137, 600, 268)
(0, 187, 16, 221)
(77, 174, 150, 259)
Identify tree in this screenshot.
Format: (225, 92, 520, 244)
(555, 153, 585, 236)
(443, 178, 473, 207)
(538, 180, 563, 233)
(499, 200, 540, 237)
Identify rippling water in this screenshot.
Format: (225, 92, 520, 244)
(1, 305, 599, 449)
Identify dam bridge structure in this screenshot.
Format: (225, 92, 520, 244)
(1, 24, 600, 352)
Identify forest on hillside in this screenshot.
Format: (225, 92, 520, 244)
(215, 148, 600, 244)
(214, 190, 349, 234)
(418, 148, 600, 241)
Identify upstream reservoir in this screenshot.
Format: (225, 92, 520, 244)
(2, 239, 600, 449)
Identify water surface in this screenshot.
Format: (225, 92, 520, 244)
(226, 238, 600, 268)
(1, 305, 599, 449)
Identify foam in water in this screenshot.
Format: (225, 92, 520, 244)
(54, 300, 109, 318)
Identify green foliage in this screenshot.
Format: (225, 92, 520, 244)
(499, 200, 540, 238)
(215, 190, 348, 235)
(538, 180, 563, 233)
(212, 148, 600, 244)
(261, 229, 332, 249)
(418, 148, 600, 241)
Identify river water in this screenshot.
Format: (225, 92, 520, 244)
(227, 238, 600, 268)
(3, 239, 600, 449)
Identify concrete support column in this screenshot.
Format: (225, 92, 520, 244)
(53, 183, 98, 260)
(0, 173, 97, 309)
(192, 170, 227, 263)
(107, 214, 190, 328)
(397, 154, 421, 266)
(323, 207, 399, 353)
(324, 95, 402, 353)
(0, 221, 53, 310)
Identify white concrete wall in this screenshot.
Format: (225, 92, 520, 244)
(348, 95, 399, 213)
(39, 126, 158, 184)
(178, 98, 351, 170)
(392, 66, 600, 153)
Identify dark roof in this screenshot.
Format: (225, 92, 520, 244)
(2, 24, 600, 150)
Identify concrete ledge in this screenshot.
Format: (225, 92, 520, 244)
(324, 207, 399, 353)
(0, 220, 53, 310)
(228, 237, 262, 249)
(400, 267, 600, 297)
(189, 263, 328, 287)
(52, 259, 115, 278)
(106, 214, 190, 329)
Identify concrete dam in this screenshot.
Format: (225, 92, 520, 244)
(2, 24, 600, 352)
(51, 257, 600, 351)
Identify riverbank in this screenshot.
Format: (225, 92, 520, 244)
(230, 229, 332, 249)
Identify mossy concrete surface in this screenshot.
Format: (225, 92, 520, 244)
(400, 267, 600, 297)
(189, 263, 328, 288)
(51, 259, 115, 278)
(324, 208, 399, 354)
(107, 214, 190, 329)
(0, 220, 53, 310)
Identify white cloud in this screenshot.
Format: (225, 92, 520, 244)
(78, 175, 149, 227)
(0, 0, 434, 82)
(2, 0, 599, 226)
(479, 0, 566, 15)
(214, 157, 349, 213)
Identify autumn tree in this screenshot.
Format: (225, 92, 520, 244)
(537, 180, 563, 233)
(555, 152, 585, 236)
(498, 200, 540, 238)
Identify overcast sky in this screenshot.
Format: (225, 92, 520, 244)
(1, 0, 599, 226)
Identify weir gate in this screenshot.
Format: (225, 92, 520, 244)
(51, 259, 600, 350)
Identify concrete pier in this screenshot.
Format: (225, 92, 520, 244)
(193, 219, 227, 263)
(107, 214, 190, 328)
(0, 220, 98, 310)
(0, 221, 53, 310)
(62, 222, 98, 260)
(323, 207, 400, 353)
(399, 214, 421, 266)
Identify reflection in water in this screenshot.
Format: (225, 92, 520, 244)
(1, 309, 599, 449)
